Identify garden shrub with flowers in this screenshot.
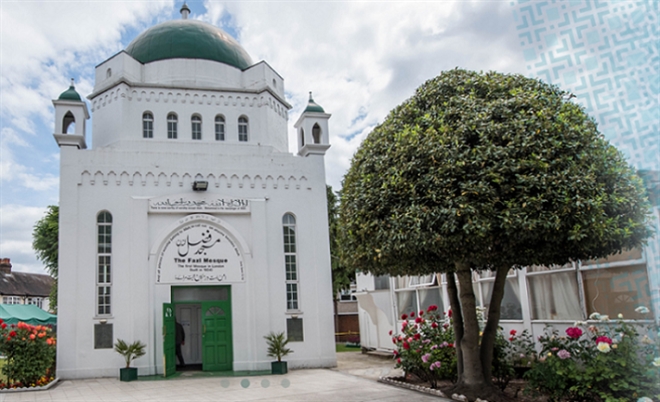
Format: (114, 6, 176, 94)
(0, 320, 56, 389)
(524, 311, 660, 402)
(392, 305, 457, 388)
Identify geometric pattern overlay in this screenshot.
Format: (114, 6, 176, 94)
(511, 0, 659, 317)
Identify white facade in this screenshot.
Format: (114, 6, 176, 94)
(54, 14, 336, 379)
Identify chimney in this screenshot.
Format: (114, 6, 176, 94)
(0, 258, 12, 274)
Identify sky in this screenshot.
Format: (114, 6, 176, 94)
(1, 0, 657, 275)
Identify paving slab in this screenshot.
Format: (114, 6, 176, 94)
(0, 352, 453, 402)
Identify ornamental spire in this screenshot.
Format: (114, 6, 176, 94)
(180, 2, 191, 19)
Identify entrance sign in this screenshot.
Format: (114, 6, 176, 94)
(157, 215, 245, 284)
(149, 194, 250, 214)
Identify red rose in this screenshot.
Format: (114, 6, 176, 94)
(0, 323, 6, 329)
(403, 342, 410, 350)
(419, 310, 424, 316)
(402, 321, 408, 329)
(566, 327, 583, 340)
(401, 314, 408, 320)
(448, 343, 454, 348)
(393, 350, 398, 356)
(509, 329, 517, 336)
(448, 309, 452, 318)
(9, 331, 16, 337)
(397, 358, 401, 364)
(596, 336, 612, 345)
(427, 305, 438, 312)
(431, 322, 438, 329)
(410, 312, 415, 317)
(392, 337, 397, 344)
(509, 337, 514, 341)
(389, 330, 392, 335)
(413, 333, 421, 340)
(415, 317, 423, 324)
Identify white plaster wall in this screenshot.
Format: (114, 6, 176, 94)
(56, 143, 336, 378)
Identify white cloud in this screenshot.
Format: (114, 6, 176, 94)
(0, 205, 50, 274)
(205, 1, 525, 189)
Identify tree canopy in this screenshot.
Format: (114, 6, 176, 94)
(338, 69, 652, 400)
(327, 185, 353, 296)
(32, 205, 58, 312)
(340, 69, 651, 276)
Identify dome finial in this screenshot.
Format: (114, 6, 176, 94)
(180, 2, 191, 19)
(70, 78, 75, 88)
(309, 91, 313, 102)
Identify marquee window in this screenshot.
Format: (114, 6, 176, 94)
(97, 211, 112, 316)
(282, 213, 299, 310)
(167, 113, 178, 139)
(474, 269, 522, 320)
(191, 115, 202, 140)
(238, 116, 248, 142)
(2, 296, 21, 305)
(142, 112, 153, 138)
(215, 115, 225, 141)
(394, 275, 443, 318)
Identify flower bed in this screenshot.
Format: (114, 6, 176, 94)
(0, 320, 57, 390)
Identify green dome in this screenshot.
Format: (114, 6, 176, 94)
(304, 92, 325, 113)
(58, 85, 82, 101)
(125, 19, 253, 70)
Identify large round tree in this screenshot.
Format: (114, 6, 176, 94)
(339, 69, 652, 401)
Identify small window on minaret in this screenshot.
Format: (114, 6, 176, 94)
(312, 124, 321, 144)
(300, 128, 305, 147)
(106, 68, 112, 79)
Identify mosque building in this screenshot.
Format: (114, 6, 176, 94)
(53, 4, 336, 378)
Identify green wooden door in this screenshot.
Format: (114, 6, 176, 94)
(202, 299, 232, 371)
(163, 303, 176, 377)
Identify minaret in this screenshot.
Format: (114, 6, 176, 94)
(53, 79, 88, 149)
(294, 92, 331, 157)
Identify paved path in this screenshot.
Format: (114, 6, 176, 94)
(0, 352, 452, 401)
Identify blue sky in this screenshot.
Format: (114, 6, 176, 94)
(1, 0, 657, 275)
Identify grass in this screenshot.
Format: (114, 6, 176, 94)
(336, 343, 361, 353)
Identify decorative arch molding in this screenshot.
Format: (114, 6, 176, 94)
(150, 214, 251, 284)
(76, 170, 311, 190)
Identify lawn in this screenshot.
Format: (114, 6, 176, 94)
(336, 343, 361, 353)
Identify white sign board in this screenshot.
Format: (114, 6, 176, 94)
(149, 194, 250, 213)
(157, 217, 244, 284)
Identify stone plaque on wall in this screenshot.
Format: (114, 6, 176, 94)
(94, 323, 113, 349)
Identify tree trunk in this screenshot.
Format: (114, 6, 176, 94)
(480, 265, 509, 383)
(446, 272, 464, 379)
(455, 263, 484, 386)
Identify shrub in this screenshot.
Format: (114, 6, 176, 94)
(525, 312, 660, 402)
(0, 320, 56, 388)
(392, 305, 457, 388)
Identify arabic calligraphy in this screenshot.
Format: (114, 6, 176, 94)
(176, 229, 221, 257)
(156, 220, 245, 284)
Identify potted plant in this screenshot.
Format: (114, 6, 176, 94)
(264, 331, 292, 374)
(114, 339, 146, 382)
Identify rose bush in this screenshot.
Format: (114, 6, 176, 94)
(0, 320, 56, 389)
(392, 305, 457, 388)
(525, 311, 659, 402)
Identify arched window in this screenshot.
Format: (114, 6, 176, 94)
(312, 123, 321, 144)
(238, 116, 248, 142)
(191, 115, 202, 140)
(142, 112, 153, 138)
(63, 111, 75, 134)
(282, 213, 298, 311)
(215, 115, 225, 141)
(300, 128, 305, 147)
(97, 211, 112, 316)
(167, 113, 178, 139)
